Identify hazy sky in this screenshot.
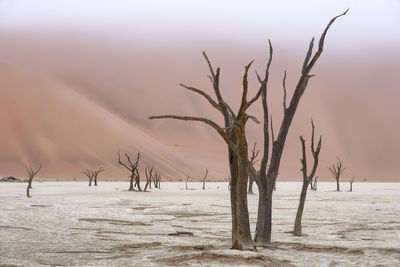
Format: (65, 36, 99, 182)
(0, 1, 399, 181)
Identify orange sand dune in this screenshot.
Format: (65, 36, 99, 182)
(0, 64, 228, 181)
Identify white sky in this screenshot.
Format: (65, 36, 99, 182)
(1, 0, 399, 49)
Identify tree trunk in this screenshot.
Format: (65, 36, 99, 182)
(349, 181, 353, 192)
(94, 177, 97, 186)
(336, 179, 340, 191)
(129, 175, 134, 191)
(232, 146, 254, 250)
(26, 183, 31, 198)
(248, 177, 254, 194)
(254, 179, 273, 246)
(293, 181, 309, 235)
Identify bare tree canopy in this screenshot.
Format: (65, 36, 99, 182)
(26, 163, 42, 198)
(118, 151, 142, 191)
(329, 158, 346, 191)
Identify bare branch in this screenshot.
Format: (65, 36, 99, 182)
(239, 59, 255, 114)
(282, 70, 287, 112)
(180, 83, 221, 111)
(306, 9, 349, 73)
(149, 115, 238, 153)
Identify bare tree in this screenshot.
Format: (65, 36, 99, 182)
(155, 172, 161, 189)
(248, 10, 348, 246)
(349, 176, 355, 192)
(118, 151, 142, 191)
(248, 143, 260, 195)
(202, 169, 209, 190)
(292, 120, 322, 236)
(82, 169, 93, 186)
(150, 53, 263, 250)
(145, 165, 154, 190)
(92, 167, 104, 186)
(329, 158, 345, 191)
(185, 176, 191, 190)
(150, 9, 347, 249)
(26, 163, 42, 198)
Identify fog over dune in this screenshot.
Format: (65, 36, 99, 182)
(0, 1, 399, 181)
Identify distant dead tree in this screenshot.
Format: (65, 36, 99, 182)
(329, 158, 345, 191)
(153, 172, 161, 189)
(202, 169, 209, 190)
(144, 165, 158, 192)
(248, 143, 260, 194)
(26, 163, 42, 198)
(145, 165, 154, 190)
(292, 120, 322, 236)
(150, 9, 347, 250)
(349, 176, 355, 192)
(310, 176, 318, 191)
(82, 169, 93, 186)
(185, 176, 191, 190)
(118, 151, 142, 191)
(92, 167, 104, 186)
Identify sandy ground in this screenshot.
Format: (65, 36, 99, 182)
(0, 181, 399, 267)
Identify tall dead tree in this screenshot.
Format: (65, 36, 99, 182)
(349, 176, 355, 192)
(82, 169, 93, 186)
(248, 143, 260, 195)
(92, 167, 104, 186)
(202, 169, 209, 190)
(248, 10, 348, 246)
(150, 54, 263, 251)
(26, 163, 42, 198)
(292, 120, 322, 236)
(118, 151, 141, 191)
(329, 158, 345, 191)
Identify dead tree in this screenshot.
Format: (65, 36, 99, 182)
(150, 9, 346, 250)
(26, 163, 42, 198)
(248, 10, 348, 246)
(185, 176, 191, 190)
(202, 169, 209, 190)
(144, 165, 155, 192)
(329, 158, 345, 191)
(292, 120, 322, 236)
(349, 176, 355, 192)
(248, 143, 260, 194)
(310, 176, 318, 191)
(92, 167, 104, 186)
(150, 54, 263, 251)
(155, 173, 161, 189)
(82, 169, 93, 186)
(152, 172, 161, 189)
(118, 151, 141, 191)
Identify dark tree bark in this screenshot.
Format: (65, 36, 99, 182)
(82, 169, 93, 186)
(144, 166, 154, 192)
(26, 163, 42, 198)
(310, 175, 318, 191)
(150, 52, 263, 250)
(349, 176, 355, 192)
(329, 158, 345, 191)
(249, 10, 348, 246)
(293, 120, 322, 236)
(92, 167, 104, 186)
(118, 152, 141, 192)
(202, 169, 208, 190)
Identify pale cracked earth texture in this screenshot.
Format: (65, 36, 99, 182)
(1, 182, 399, 266)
